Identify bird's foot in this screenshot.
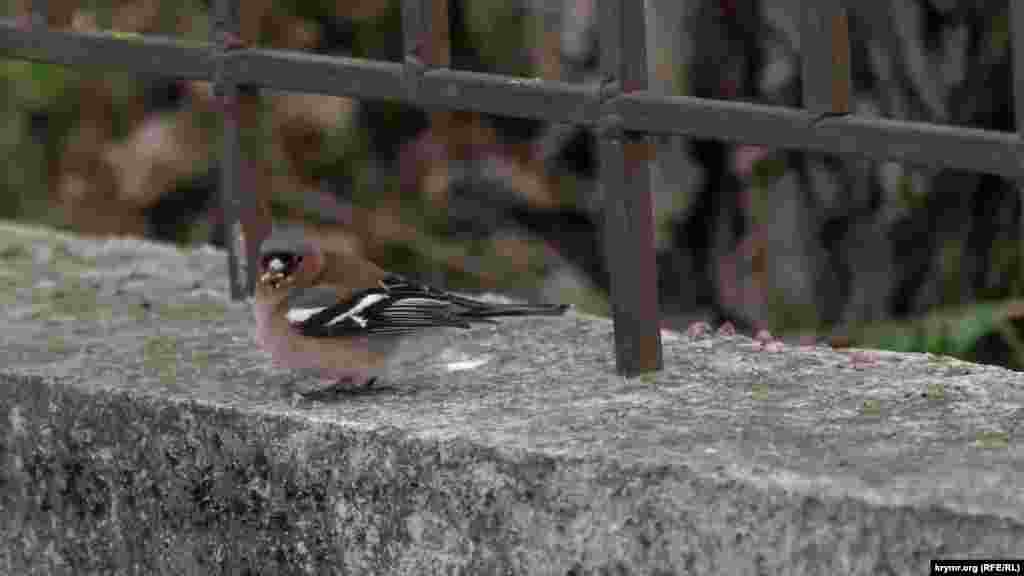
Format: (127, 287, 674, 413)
(293, 375, 383, 401)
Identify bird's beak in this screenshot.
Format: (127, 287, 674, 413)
(259, 270, 286, 287)
(259, 256, 290, 287)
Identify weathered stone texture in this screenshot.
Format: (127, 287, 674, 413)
(0, 222, 1021, 575)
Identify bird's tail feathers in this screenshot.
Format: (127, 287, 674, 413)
(452, 295, 570, 319)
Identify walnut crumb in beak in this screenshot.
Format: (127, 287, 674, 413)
(259, 265, 287, 288)
(259, 254, 303, 288)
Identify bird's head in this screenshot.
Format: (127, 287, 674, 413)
(257, 226, 321, 295)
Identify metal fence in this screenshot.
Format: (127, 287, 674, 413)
(2, 0, 1023, 376)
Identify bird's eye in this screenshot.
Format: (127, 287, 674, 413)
(261, 253, 301, 275)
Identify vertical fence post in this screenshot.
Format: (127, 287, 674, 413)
(597, 0, 662, 376)
(801, 0, 851, 117)
(29, 0, 47, 27)
(532, 0, 562, 81)
(402, 0, 451, 187)
(212, 0, 248, 299)
(1015, 1, 1024, 143)
(1013, 1, 1024, 287)
(426, 0, 451, 176)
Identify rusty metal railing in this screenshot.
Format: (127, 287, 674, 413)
(4, 1, 1024, 375)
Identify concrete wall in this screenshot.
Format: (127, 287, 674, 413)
(1, 222, 1021, 574)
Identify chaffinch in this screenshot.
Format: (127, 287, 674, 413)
(253, 224, 569, 395)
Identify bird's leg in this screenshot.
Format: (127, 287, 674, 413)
(295, 373, 381, 400)
(311, 375, 359, 396)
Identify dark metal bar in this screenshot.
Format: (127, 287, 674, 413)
(220, 84, 247, 299)
(400, 0, 431, 197)
(401, 0, 427, 60)
(0, 20, 213, 79)
(212, 0, 248, 299)
(597, 0, 621, 87)
(400, 0, 450, 89)
(419, 69, 595, 124)
(429, 0, 450, 68)
(3, 20, 1024, 179)
(1014, 0, 1024, 137)
(1013, 0, 1024, 278)
(829, 7, 851, 115)
(801, 0, 850, 116)
(398, 0, 454, 213)
(425, 0, 452, 196)
(612, 93, 1020, 179)
(230, 49, 405, 101)
(233, 48, 595, 123)
(30, 0, 47, 27)
(597, 0, 662, 376)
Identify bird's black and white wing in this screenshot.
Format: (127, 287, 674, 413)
(283, 280, 470, 338)
(284, 274, 568, 338)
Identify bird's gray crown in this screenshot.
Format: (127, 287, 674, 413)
(259, 225, 313, 257)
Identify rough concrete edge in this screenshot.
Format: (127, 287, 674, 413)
(5, 370, 1023, 576)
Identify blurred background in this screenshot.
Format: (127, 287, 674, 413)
(2, 0, 1023, 369)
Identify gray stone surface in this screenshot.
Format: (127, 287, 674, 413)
(0, 221, 1021, 575)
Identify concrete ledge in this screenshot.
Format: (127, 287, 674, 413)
(1, 222, 1022, 575)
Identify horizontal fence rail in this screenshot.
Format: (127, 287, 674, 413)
(2, 20, 1022, 178)
(3, 0, 1024, 376)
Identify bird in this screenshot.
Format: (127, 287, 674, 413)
(252, 224, 570, 396)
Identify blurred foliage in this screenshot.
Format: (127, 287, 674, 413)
(750, 151, 1024, 368)
(464, 0, 531, 77)
(842, 300, 1024, 371)
(1, 0, 1023, 371)
(0, 61, 68, 223)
